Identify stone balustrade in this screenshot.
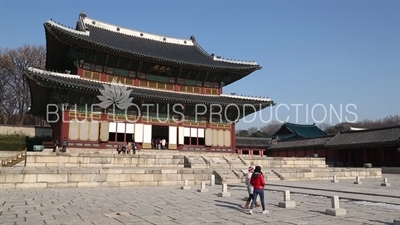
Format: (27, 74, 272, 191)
(242, 156, 327, 168)
(272, 168, 382, 180)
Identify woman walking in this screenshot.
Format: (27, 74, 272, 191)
(249, 166, 269, 215)
(244, 166, 260, 209)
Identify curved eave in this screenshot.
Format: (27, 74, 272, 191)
(25, 73, 51, 117)
(25, 69, 274, 109)
(44, 22, 262, 72)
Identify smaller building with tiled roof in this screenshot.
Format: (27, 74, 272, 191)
(273, 122, 327, 140)
(325, 125, 400, 148)
(235, 137, 272, 156)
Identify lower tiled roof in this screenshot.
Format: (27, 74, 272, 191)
(25, 68, 274, 108)
(275, 123, 327, 139)
(325, 126, 400, 147)
(235, 137, 272, 148)
(268, 136, 333, 150)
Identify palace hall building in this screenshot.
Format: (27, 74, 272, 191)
(25, 12, 274, 152)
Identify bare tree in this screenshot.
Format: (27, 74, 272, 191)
(323, 115, 400, 134)
(260, 120, 282, 136)
(0, 45, 46, 125)
(247, 126, 259, 136)
(236, 129, 250, 137)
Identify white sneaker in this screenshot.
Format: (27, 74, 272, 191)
(249, 210, 253, 215)
(262, 210, 269, 214)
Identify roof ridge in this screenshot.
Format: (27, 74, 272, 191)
(83, 14, 194, 46)
(277, 135, 334, 142)
(284, 122, 317, 127)
(340, 125, 400, 133)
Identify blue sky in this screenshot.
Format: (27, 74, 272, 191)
(0, 0, 399, 129)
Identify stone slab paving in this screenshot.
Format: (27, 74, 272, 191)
(1, 180, 400, 225)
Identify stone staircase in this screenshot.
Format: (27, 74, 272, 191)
(238, 169, 281, 181)
(1, 150, 26, 167)
(184, 156, 208, 168)
(202, 156, 231, 169)
(213, 169, 242, 184)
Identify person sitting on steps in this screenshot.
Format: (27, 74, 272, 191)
(116, 144, 126, 154)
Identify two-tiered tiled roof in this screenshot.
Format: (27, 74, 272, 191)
(44, 12, 261, 73)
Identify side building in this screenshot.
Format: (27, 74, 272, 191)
(25, 12, 275, 152)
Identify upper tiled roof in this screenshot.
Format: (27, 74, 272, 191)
(43, 12, 261, 72)
(25, 68, 274, 108)
(325, 125, 400, 147)
(268, 136, 333, 150)
(236, 137, 272, 148)
(274, 122, 327, 140)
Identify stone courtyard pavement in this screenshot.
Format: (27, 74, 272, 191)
(0, 174, 399, 225)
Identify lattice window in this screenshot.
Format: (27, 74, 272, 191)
(83, 71, 92, 79)
(140, 80, 148, 87)
(205, 88, 218, 95)
(93, 72, 101, 80)
(107, 75, 124, 83)
(83, 70, 101, 81)
(148, 81, 157, 88)
(125, 77, 134, 85)
(165, 83, 174, 90)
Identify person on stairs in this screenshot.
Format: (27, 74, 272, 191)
(244, 166, 260, 209)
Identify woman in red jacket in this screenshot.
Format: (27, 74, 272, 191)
(249, 166, 269, 214)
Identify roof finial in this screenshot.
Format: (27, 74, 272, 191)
(80, 11, 87, 18)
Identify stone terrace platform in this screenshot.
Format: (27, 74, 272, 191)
(0, 174, 399, 225)
(0, 149, 383, 189)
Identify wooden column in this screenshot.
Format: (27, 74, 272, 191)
(231, 123, 236, 152)
(347, 147, 352, 167)
(77, 67, 84, 77)
(334, 148, 338, 167)
(363, 147, 367, 164)
(380, 145, 385, 167)
(60, 110, 70, 145)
